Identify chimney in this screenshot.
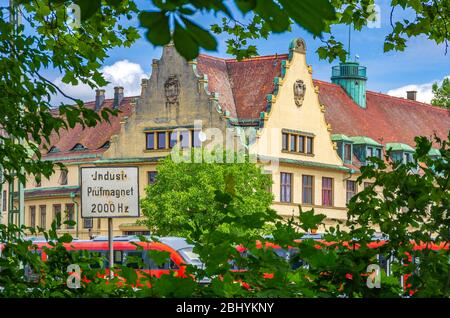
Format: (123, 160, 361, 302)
(95, 89, 105, 110)
(113, 86, 124, 109)
(406, 90, 417, 101)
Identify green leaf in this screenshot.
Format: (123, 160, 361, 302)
(139, 11, 171, 46)
(173, 20, 199, 60)
(74, 0, 101, 21)
(181, 17, 218, 51)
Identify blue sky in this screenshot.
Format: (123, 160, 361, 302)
(42, 0, 450, 104)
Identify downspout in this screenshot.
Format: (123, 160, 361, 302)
(70, 191, 79, 238)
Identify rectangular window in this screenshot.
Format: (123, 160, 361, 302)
(302, 175, 314, 205)
(282, 133, 288, 151)
(322, 177, 333, 206)
(2, 190, 6, 211)
(39, 205, 46, 230)
(146, 132, 155, 150)
(280, 172, 292, 203)
(366, 147, 374, 158)
(66, 204, 75, 229)
(298, 136, 305, 153)
(147, 171, 157, 185)
(83, 218, 93, 229)
(59, 170, 68, 185)
(157, 132, 167, 149)
(30, 206, 36, 227)
(344, 144, 352, 161)
(180, 130, 189, 149)
(346, 180, 357, 204)
(290, 135, 297, 152)
(376, 148, 382, 159)
(404, 152, 412, 163)
(364, 182, 374, 189)
(169, 131, 177, 148)
(306, 137, 313, 154)
(191, 130, 202, 148)
(53, 204, 61, 229)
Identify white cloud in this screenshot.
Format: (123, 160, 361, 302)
(50, 59, 147, 105)
(387, 75, 449, 104)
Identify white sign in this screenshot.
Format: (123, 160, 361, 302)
(81, 166, 139, 218)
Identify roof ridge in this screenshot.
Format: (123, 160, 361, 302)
(198, 53, 289, 63)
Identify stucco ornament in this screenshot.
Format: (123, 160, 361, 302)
(293, 79, 306, 107)
(164, 75, 179, 106)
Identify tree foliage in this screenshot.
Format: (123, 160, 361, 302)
(0, 1, 139, 184)
(0, 135, 449, 297)
(431, 77, 450, 108)
(140, 149, 274, 236)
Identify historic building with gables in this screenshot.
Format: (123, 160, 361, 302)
(1, 38, 449, 238)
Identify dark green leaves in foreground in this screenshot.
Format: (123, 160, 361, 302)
(139, 0, 336, 60)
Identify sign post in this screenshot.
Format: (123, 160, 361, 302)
(108, 218, 113, 279)
(80, 166, 140, 280)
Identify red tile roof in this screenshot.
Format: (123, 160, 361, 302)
(43, 97, 134, 160)
(197, 54, 287, 119)
(316, 80, 450, 147)
(43, 53, 449, 160)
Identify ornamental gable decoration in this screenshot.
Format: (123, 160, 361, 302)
(294, 79, 306, 107)
(164, 74, 179, 106)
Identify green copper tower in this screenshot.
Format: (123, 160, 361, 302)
(331, 60, 367, 108)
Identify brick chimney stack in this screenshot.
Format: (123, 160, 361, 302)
(95, 89, 105, 111)
(113, 86, 124, 109)
(406, 90, 417, 101)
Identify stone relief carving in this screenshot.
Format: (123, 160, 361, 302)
(164, 75, 179, 106)
(293, 79, 306, 107)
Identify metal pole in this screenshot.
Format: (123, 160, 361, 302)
(108, 218, 113, 279)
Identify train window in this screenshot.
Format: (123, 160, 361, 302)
(105, 251, 123, 265)
(125, 251, 145, 269)
(378, 254, 389, 275)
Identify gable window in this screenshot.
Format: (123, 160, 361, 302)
(146, 132, 155, 150)
(148, 171, 158, 185)
(180, 130, 189, 148)
(280, 172, 292, 203)
(281, 130, 314, 155)
(322, 177, 333, 206)
(290, 135, 297, 152)
(157, 132, 167, 149)
(40, 205, 46, 230)
(302, 175, 314, 205)
(282, 133, 288, 151)
(30, 206, 36, 227)
(306, 137, 314, 154)
(298, 136, 305, 153)
(346, 180, 357, 204)
(191, 130, 202, 148)
(59, 170, 68, 185)
(147, 129, 203, 150)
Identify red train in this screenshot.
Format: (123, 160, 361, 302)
(19, 236, 204, 287)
